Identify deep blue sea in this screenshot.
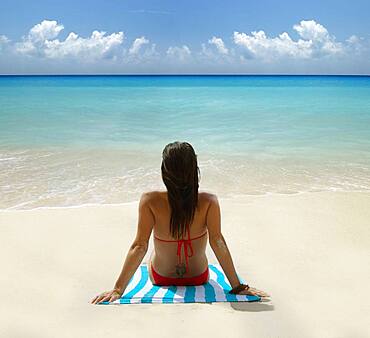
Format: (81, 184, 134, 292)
(0, 75, 369, 209)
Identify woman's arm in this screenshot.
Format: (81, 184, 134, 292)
(206, 194, 270, 298)
(206, 194, 241, 288)
(91, 192, 155, 304)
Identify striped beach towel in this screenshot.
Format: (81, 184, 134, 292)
(99, 263, 260, 304)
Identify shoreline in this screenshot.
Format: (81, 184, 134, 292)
(1, 189, 370, 212)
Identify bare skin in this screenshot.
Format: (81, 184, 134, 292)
(91, 191, 269, 304)
(148, 191, 210, 282)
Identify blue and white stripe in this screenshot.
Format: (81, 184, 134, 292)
(99, 263, 260, 304)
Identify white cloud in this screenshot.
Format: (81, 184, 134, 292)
(233, 20, 343, 61)
(139, 43, 160, 60)
(345, 35, 367, 55)
(294, 20, 342, 55)
(199, 38, 235, 65)
(0, 35, 10, 44)
(293, 20, 329, 41)
(15, 20, 124, 61)
(129, 36, 149, 54)
(15, 40, 37, 55)
(200, 43, 213, 58)
(2, 18, 369, 73)
(208, 36, 228, 55)
(15, 20, 64, 55)
(125, 40, 160, 64)
(44, 31, 124, 60)
(0, 35, 10, 52)
(347, 35, 361, 45)
(233, 30, 312, 60)
(29, 20, 64, 42)
(166, 45, 191, 62)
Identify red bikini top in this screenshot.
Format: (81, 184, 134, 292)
(154, 224, 208, 274)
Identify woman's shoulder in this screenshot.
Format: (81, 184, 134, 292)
(143, 190, 217, 204)
(199, 191, 217, 201)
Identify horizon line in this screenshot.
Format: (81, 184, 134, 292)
(1, 73, 370, 77)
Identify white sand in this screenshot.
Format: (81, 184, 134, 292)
(1, 191, 369, 338)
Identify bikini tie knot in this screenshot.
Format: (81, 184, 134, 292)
(177, 230, 194, 273)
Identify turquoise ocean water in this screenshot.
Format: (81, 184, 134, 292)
(0, 75, 369, 209)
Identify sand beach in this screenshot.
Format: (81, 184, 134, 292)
(1, 191, 369, 338)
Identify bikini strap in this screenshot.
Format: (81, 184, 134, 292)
(153, 228, 207, 242)
(154, 225, 208, 274)
(177, 224, 194, 273)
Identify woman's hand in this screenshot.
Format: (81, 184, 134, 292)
(91, 288, 123, 304)
(238, 285, 270, 298)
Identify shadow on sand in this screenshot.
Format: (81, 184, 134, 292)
(230, 298, 274, 312)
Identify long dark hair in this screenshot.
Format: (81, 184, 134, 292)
(161, 141, 200, 240)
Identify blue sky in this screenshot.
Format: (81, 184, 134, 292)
(0, 0, 369, 74)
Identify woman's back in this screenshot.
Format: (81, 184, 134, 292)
(149, 190, 213, 278)
(92, 142, 269, 304)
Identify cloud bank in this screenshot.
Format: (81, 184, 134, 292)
(14, 20, 124, 61)
(233, 20, 343, 61)
(0, 19, 369, 74)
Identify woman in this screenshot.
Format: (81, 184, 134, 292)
(91, 141, 269, 304)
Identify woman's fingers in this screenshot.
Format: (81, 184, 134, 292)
(109, 294, 119, 302)
(250, 290, 267, 297)
(92, 294, 104, 304)
(256, 289, 270, 297)
(91, 290, 124, 305)
(99, 294, 113, 303)
(110, 291, 122, 302)
(91, 295, 98, 303)
(253, 291, 268, 297)
(94, 294, 106, 304)
(248, 288, 270, 297)
(237, 286, 270, 297)
(92, 291, 109, 304)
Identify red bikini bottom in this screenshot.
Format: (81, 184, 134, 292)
(150, 262, 209, 286)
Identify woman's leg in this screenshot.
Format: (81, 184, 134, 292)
(148, 250, 156, 285)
